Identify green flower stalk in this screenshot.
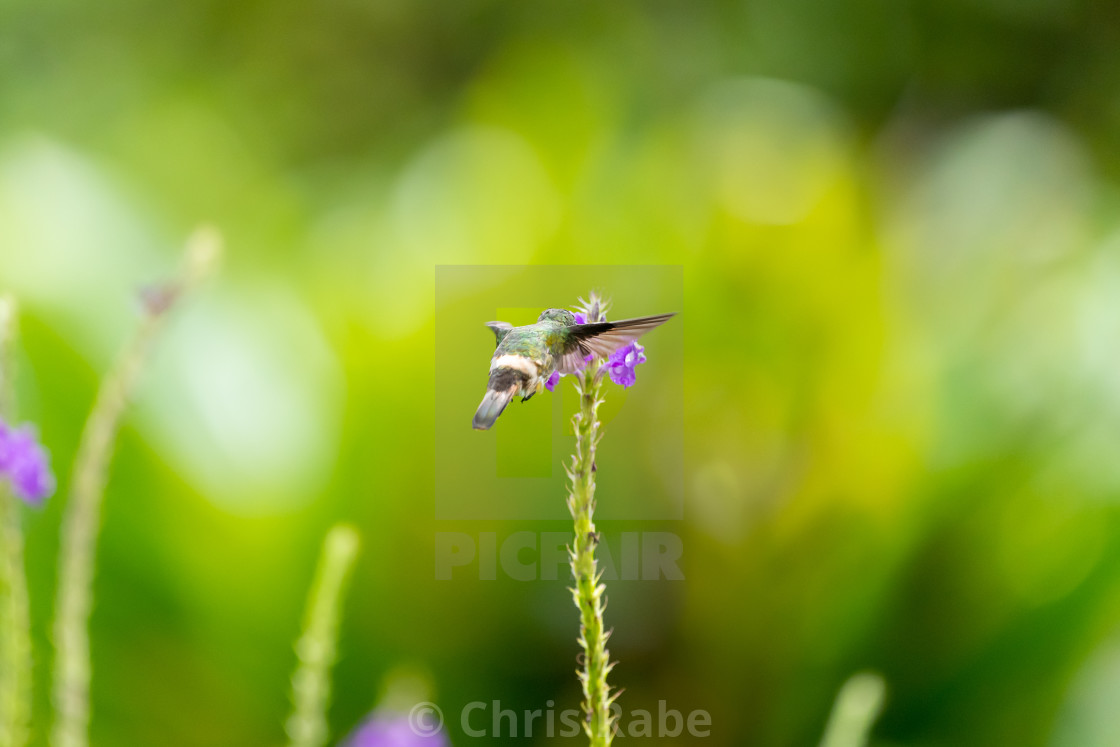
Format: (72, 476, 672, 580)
(51, 228, 220, 747)
(819, 672, 887, 747)
(285, 524, 361, 747)
(0, 294, 32, 747)
(472, 290, 670, 741)
(565, 293, 618, 746)
(0, 486, 31, 747)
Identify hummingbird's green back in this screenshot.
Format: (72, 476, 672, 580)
(494, 321, 568, 363)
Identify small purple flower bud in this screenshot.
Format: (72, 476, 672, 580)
(606, 341, 646, 388)
(0, 418, 56, 506)
(344, 712, 449, 747)
(138, 283, 180, 316)
(545, 371, 561, 392)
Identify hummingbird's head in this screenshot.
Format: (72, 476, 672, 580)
(538, 308, 577, 325)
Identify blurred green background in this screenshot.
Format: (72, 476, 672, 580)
(3, 1, 1120, 745)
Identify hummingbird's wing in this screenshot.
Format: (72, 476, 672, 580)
(485, 321, 513, 347)
(557, 313, 675, 373)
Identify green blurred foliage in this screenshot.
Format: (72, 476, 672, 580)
(2, 1, 1120, 745)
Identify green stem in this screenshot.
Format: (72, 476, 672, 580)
(51, 316, 162, 747)
(0, 294, 32, 747)
(0, 489, 31, 747)
(51, 229, 220, 747)
(819, 672, 887, 747)
(284, 525, 360, 747)
(567, 359, 616, 746)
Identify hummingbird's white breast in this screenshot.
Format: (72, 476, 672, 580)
(490, 354, 539, 378)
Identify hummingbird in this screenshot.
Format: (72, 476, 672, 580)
(472, 308, 675, 430)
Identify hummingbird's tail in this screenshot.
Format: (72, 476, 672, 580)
(473, 386, 517, 430)
(474, 364, 532, 430)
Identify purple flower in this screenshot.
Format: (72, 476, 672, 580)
(0, 418, 55, 506)
(345, 712, 449, 747)
(605, 341, 646, 388)
(550, 304, 652, 391)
